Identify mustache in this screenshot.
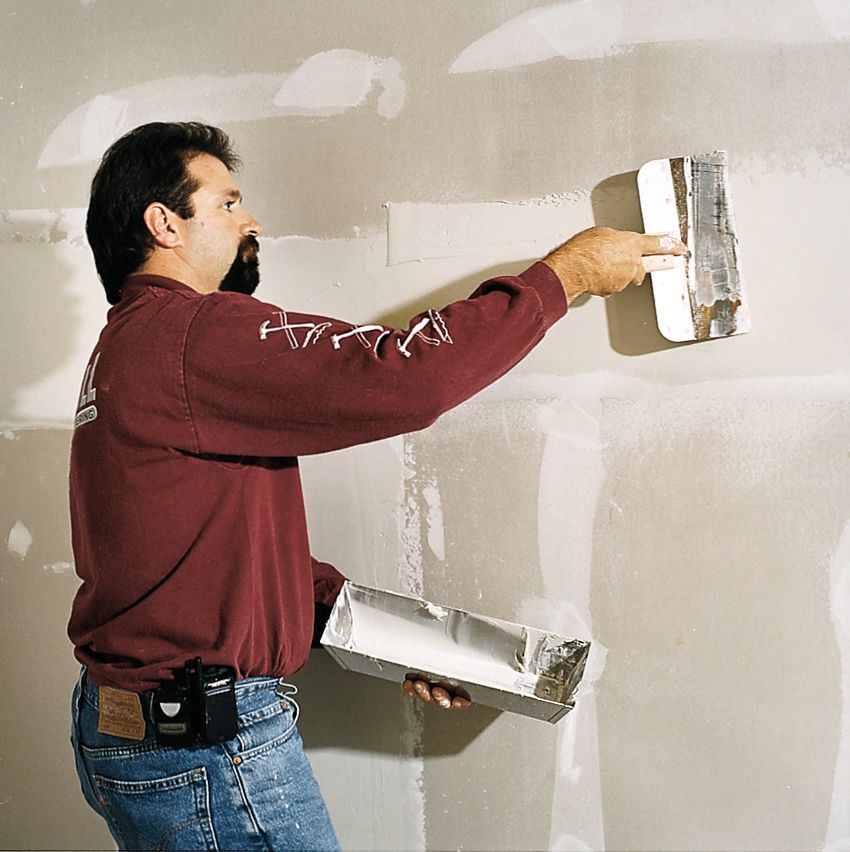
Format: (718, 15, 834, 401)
(238, 235, 260, 261)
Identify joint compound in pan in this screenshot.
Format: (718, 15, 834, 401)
(321, 583, 590, 721)
(515, 632, 591, 703)
(419, 601, 449, 621)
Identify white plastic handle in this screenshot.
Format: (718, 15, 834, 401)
(641, 254, 678, 273)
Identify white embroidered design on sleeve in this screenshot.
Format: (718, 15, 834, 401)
(428, 310, 453, 344)
(259, 311, 333, 348)
(330, 325, 387, 350)
(397, 311, 453, 358)
(258, 310, 453, 358)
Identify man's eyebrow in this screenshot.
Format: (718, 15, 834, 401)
(222, 188, 243, 202)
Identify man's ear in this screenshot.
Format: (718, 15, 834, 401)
(142, 202, 183, 249)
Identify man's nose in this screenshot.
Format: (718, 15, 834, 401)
(242, 213, 262, 237)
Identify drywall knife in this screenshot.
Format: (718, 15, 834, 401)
(637, 150, 751, 342)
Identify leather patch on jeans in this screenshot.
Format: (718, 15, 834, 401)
(98, 686, 146, 741)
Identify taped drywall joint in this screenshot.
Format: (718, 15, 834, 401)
(824, 519, 850, 850)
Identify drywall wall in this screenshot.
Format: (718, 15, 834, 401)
(1, 1, 848, 849)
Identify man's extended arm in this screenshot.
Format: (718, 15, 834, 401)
(181, 228, 684, 461)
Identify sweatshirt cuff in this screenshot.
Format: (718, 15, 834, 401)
(518, 261, 568, 329)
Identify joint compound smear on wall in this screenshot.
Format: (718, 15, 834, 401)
(532, 398, 607, 851)
(38, 50, 406, 168)
(7, 520, 33, 559)
(449, 0, 850, 73)
(825, 520, 850, 852)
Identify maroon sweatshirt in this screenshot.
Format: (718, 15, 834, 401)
(68, 262, 567, 692)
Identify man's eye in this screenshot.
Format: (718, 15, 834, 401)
(224, 201, 235, 211)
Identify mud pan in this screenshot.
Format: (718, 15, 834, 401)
(321, 582, 591, 723)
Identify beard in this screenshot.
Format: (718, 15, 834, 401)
(219, 235, 260, 295)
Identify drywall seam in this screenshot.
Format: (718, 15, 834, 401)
(385, 196, 589, 266)
(476, 371, 850, 403)
(38, 50, 406, 168)
(526, 398, 607, 851)
(824, 519, 850, 852)
(1, 423, 74, 434)
(397, 437, 427, 850)
(449, 0, 849, 74)
(399, 438, 425, 600)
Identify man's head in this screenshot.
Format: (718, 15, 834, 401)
(86, 122, 262, 303)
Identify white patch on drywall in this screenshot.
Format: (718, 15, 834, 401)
(385, 194, 591, 266)
(824, 520, 850, 852)
(38, 73, 281, 168)
(451, 0, 625, 72)
(38, 51, 406, 168)
(450, 0, 848, 74)
(274, 50, 405, 119)
(43, 561, 73, 574)
(815, 0, 850, 38)
(422, 481, 445, 561)
(373, 58, 406, 120)
(7, 521, 33, 559)
(79, 95, 128, 162)
(0, 207, 87, 245)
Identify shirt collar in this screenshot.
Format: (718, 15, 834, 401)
(120, 273, 199, 301)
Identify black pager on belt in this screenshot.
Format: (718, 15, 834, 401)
(153, 657, 238, 747)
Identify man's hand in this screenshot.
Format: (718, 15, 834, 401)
(403, 674, 471, 710)
(541, 226, 687, 304)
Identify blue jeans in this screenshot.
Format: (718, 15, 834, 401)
(71, 669, 340, 851)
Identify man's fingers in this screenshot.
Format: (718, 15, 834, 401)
(431, 686, 452, 709)
(640, 232, 687, 256)
(413, 679, 432, 702)
(403, 677, 433, 702)
(402, 677, 471, 709)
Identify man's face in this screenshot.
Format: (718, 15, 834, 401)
(179, 153, 262, 294)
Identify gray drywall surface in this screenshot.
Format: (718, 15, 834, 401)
(1, 2, 848, 849)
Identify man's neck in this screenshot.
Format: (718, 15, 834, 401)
(134, 255, 218, 295)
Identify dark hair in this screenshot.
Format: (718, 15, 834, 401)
(86, 122, 241, 304)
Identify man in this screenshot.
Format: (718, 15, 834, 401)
(68, 122, 684, 850)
